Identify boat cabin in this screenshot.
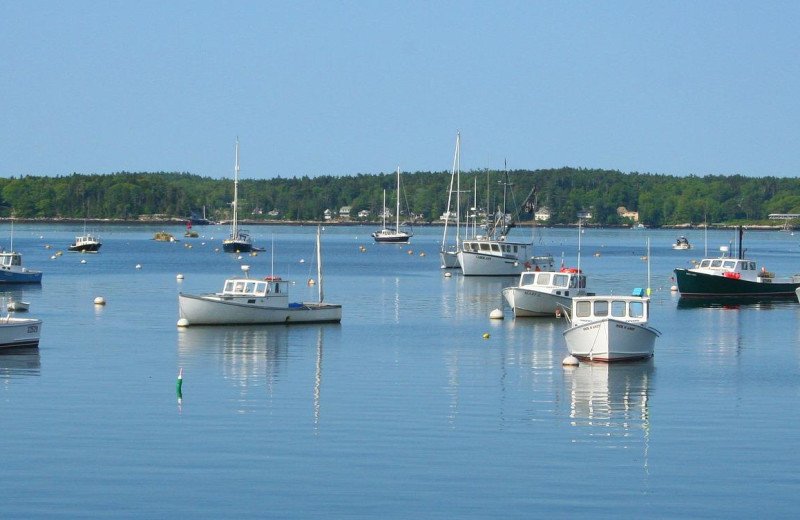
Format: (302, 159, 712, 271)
(518, 270, 586, 290)
(571, 294, 650, 326)
(461, 239, 526, 257)
(0, 252, 23, 268)
(221, 277, 287, 297)
(693, 257, 760, 281)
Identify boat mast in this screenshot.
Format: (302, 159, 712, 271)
(442, 132, 461, 253)
(317, 225, 323, 303)
(455, 132, 461, 249)
(232, 139, 240, 239)
(382, 189, 387, 230)
(395, 166, 401, 232)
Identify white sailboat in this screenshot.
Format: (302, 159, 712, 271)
(372, 167, 413, 244)
(222, 139, 253, 253)
(440, 132, 462, 268)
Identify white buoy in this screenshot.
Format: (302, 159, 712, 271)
(94, 296, 106, 305)
(177, 318, 189, 327)
(135, 264, 142, 269)
(562, 355, 580, 366)
(81, 259, 87, 264)
(670, 285, 678, 292)
(177, 273, 184, 280)
(444, 272, 452, 278)
(300, 259, 306, 263)
(489, 308, 504, 320)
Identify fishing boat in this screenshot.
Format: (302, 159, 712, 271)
(0, 221, 42, 284)
(672, 236, 692, 250)
(561, 290, 660, 362)
(222, 139, 254, 253)
(457, 166, 553, 276)
(503, 268, 590, 317)
(372, 167, 413, 244)
(674, 226, 800, 297)
(440, 132, 462, 268)
(178, 226, 341, 326)
(0, 315, 42, 349)
(67, 220, 102, 253)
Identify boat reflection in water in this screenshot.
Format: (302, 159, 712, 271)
(176, 324, 334, 425)
(563, 359, 654, 447)
(676, 295, 798, 311)
(0, 347, 41, 378)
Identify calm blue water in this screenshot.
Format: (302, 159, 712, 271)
(1, 223, 799, 518)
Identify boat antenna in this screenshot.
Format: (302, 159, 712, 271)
(646, 236, 651, 296)
(577, 218, 582, 273)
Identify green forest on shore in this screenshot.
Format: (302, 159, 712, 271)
(1, 167, 799, 228)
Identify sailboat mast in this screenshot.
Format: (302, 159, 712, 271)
(395, 166, 401, 231)
(317, 225, 323, 303)
(232, 139, 240, 238)
(455, 132, 461, 248)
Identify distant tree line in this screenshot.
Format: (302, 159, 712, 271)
(1, 168, 799, 227)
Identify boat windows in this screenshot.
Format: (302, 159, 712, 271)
(699, 260, 711, 268)
(514, 246, 518, 253)
(480, 243, 491, 252)
(575, 300, 592, 318)
(519, 272, 536, 285)
(491, 244, 501, 253)
(536, 273, 552, 285)
(611, 300, 627, 317)
(629, 301, 644, 318)
(224, 281, 235, 293)
(553, 274, 569, 287)
(722, 260, 736, 269)
(710, 260, 723, 268)
(234, 282, 245, 292)
(593, 300, 609, 317)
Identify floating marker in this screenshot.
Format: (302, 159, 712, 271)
(489, 308, 504, 320)
(135, 264, 142, 269)
(482, 333, 490, 339)
(308, 278, 315, 286)
(670, 285, 678, 292)
(176, 273, 184, 280)
(81, 259, 87, 264)
(300, 259, 306, 263)
(94, 296, 106, 305)
(177, 318, 189, 327)
(444, 272, 452, 278)
(419, 252, 426, 257)
(408, 250, 414, 255)
(562, 355, 580, 366)
(176, 368, 183, 402)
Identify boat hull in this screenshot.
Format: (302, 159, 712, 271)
(563, 319, 657, 362)
(372, 231, 412, 244)
(0, 318, 42, 349)
(68, 243, 101, 253)
(0, 270, 42, 284)
(222, 240, 252, 253)
(458, 250, 553, 276)
(502, 287, 574, 317)
(178, 294, 342, 326)
(674, 268, 800, 297)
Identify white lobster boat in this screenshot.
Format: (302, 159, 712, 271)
(562, 290, 660, 362)
(502, 269, 590, 317)
(0, 316, 42, 349)
(178, 227, 341, 326)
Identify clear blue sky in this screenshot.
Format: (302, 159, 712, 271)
(2, 1, 798, 179)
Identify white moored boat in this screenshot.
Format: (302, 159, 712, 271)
(178, 227, 341, 326)
(457, 166, 553, 276)
(561, 290, 660, 362)
(503, 269, 590, 317)
(0, 316, 42, 349)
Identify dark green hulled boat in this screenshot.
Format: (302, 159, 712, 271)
(674, 226, 800, 298)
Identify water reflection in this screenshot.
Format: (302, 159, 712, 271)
(563, 360, 654, 447)
(176, 325, 333, 424)
(0, 347, 41, 379)
(177, 325, 290, 387)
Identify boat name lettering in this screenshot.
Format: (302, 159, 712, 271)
(581, 324, 601, 331)
(27, 325, 39, 333)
